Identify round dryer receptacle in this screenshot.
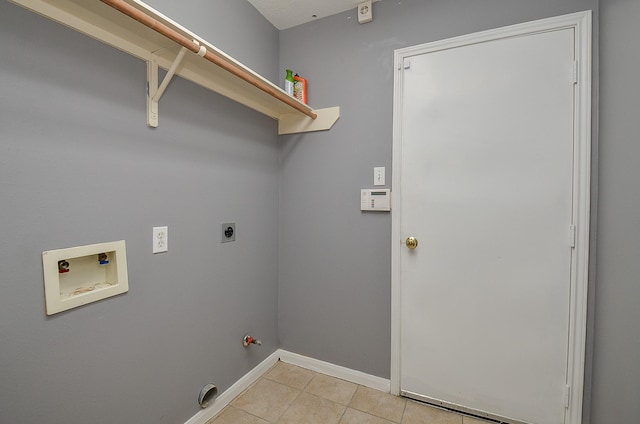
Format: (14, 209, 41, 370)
(198, 383, 218, 408)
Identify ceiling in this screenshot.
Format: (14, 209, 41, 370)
(247, 0, 380, 30)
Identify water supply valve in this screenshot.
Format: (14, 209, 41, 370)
(98, 252, 109, 265)
(58, 260, 70, 274)
(243, 334, 262, 347)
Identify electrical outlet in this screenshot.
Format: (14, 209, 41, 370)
(358, 0, 373, 24)
(221, 223, 236, 243)
(153, 226, 168, 253)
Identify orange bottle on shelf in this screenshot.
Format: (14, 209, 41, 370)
(293, 74, 308, 104)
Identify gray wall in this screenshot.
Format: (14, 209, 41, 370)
(144, 0, 278, 81)
(278, 0, 598, 397)
(0, 1, 279, 423)
(3, 0, 640, 423)
(591, 0, 640, 422)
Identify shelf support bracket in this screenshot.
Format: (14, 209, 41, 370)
(278, 107, 340, 135)
(147, 45, 194, 127)
(153, 47, 188, 103)
(147, 56, 159, 127)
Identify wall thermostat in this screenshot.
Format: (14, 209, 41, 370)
(361, 189, 390, 211)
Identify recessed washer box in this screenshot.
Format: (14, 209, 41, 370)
(42, 240, 128, 315)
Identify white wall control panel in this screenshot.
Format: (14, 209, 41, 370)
(361, 189, 391, 211)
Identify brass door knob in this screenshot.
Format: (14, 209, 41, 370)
(405, 237, 418, 249)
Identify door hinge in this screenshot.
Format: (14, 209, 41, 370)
(569, 225, 576, 248)
(564, 385, 571, 408)
(572, 61, 578, 84)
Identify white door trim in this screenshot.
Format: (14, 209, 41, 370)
(390, 11, 592, 424)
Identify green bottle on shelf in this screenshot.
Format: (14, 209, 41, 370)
(285, 69, 294, 96)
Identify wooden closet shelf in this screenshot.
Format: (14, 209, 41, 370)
(10, 0, 339, 134)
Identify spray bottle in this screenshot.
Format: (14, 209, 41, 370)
(284, 69, 294, 96)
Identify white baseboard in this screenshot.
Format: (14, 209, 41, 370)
(184, 350, 280, 424)
(184, 349, 391, 424)
(277, 350, 391, 393)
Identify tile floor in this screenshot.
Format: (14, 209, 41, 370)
(207, 361, 493, 424)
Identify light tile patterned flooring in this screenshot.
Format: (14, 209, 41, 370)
(207, 361, 492, 424)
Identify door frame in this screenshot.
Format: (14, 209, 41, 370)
(390, 11, 592, 424)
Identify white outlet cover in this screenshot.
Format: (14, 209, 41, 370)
(153, 226, 168, 253)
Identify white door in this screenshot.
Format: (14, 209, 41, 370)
(393, 13, 591, 424)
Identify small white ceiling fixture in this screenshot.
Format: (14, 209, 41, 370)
(247, 0, 380, 30)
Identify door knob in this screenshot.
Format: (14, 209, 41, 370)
(405, 236, 418, 249)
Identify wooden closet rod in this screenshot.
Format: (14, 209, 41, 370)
(100, 0, 317, 120)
